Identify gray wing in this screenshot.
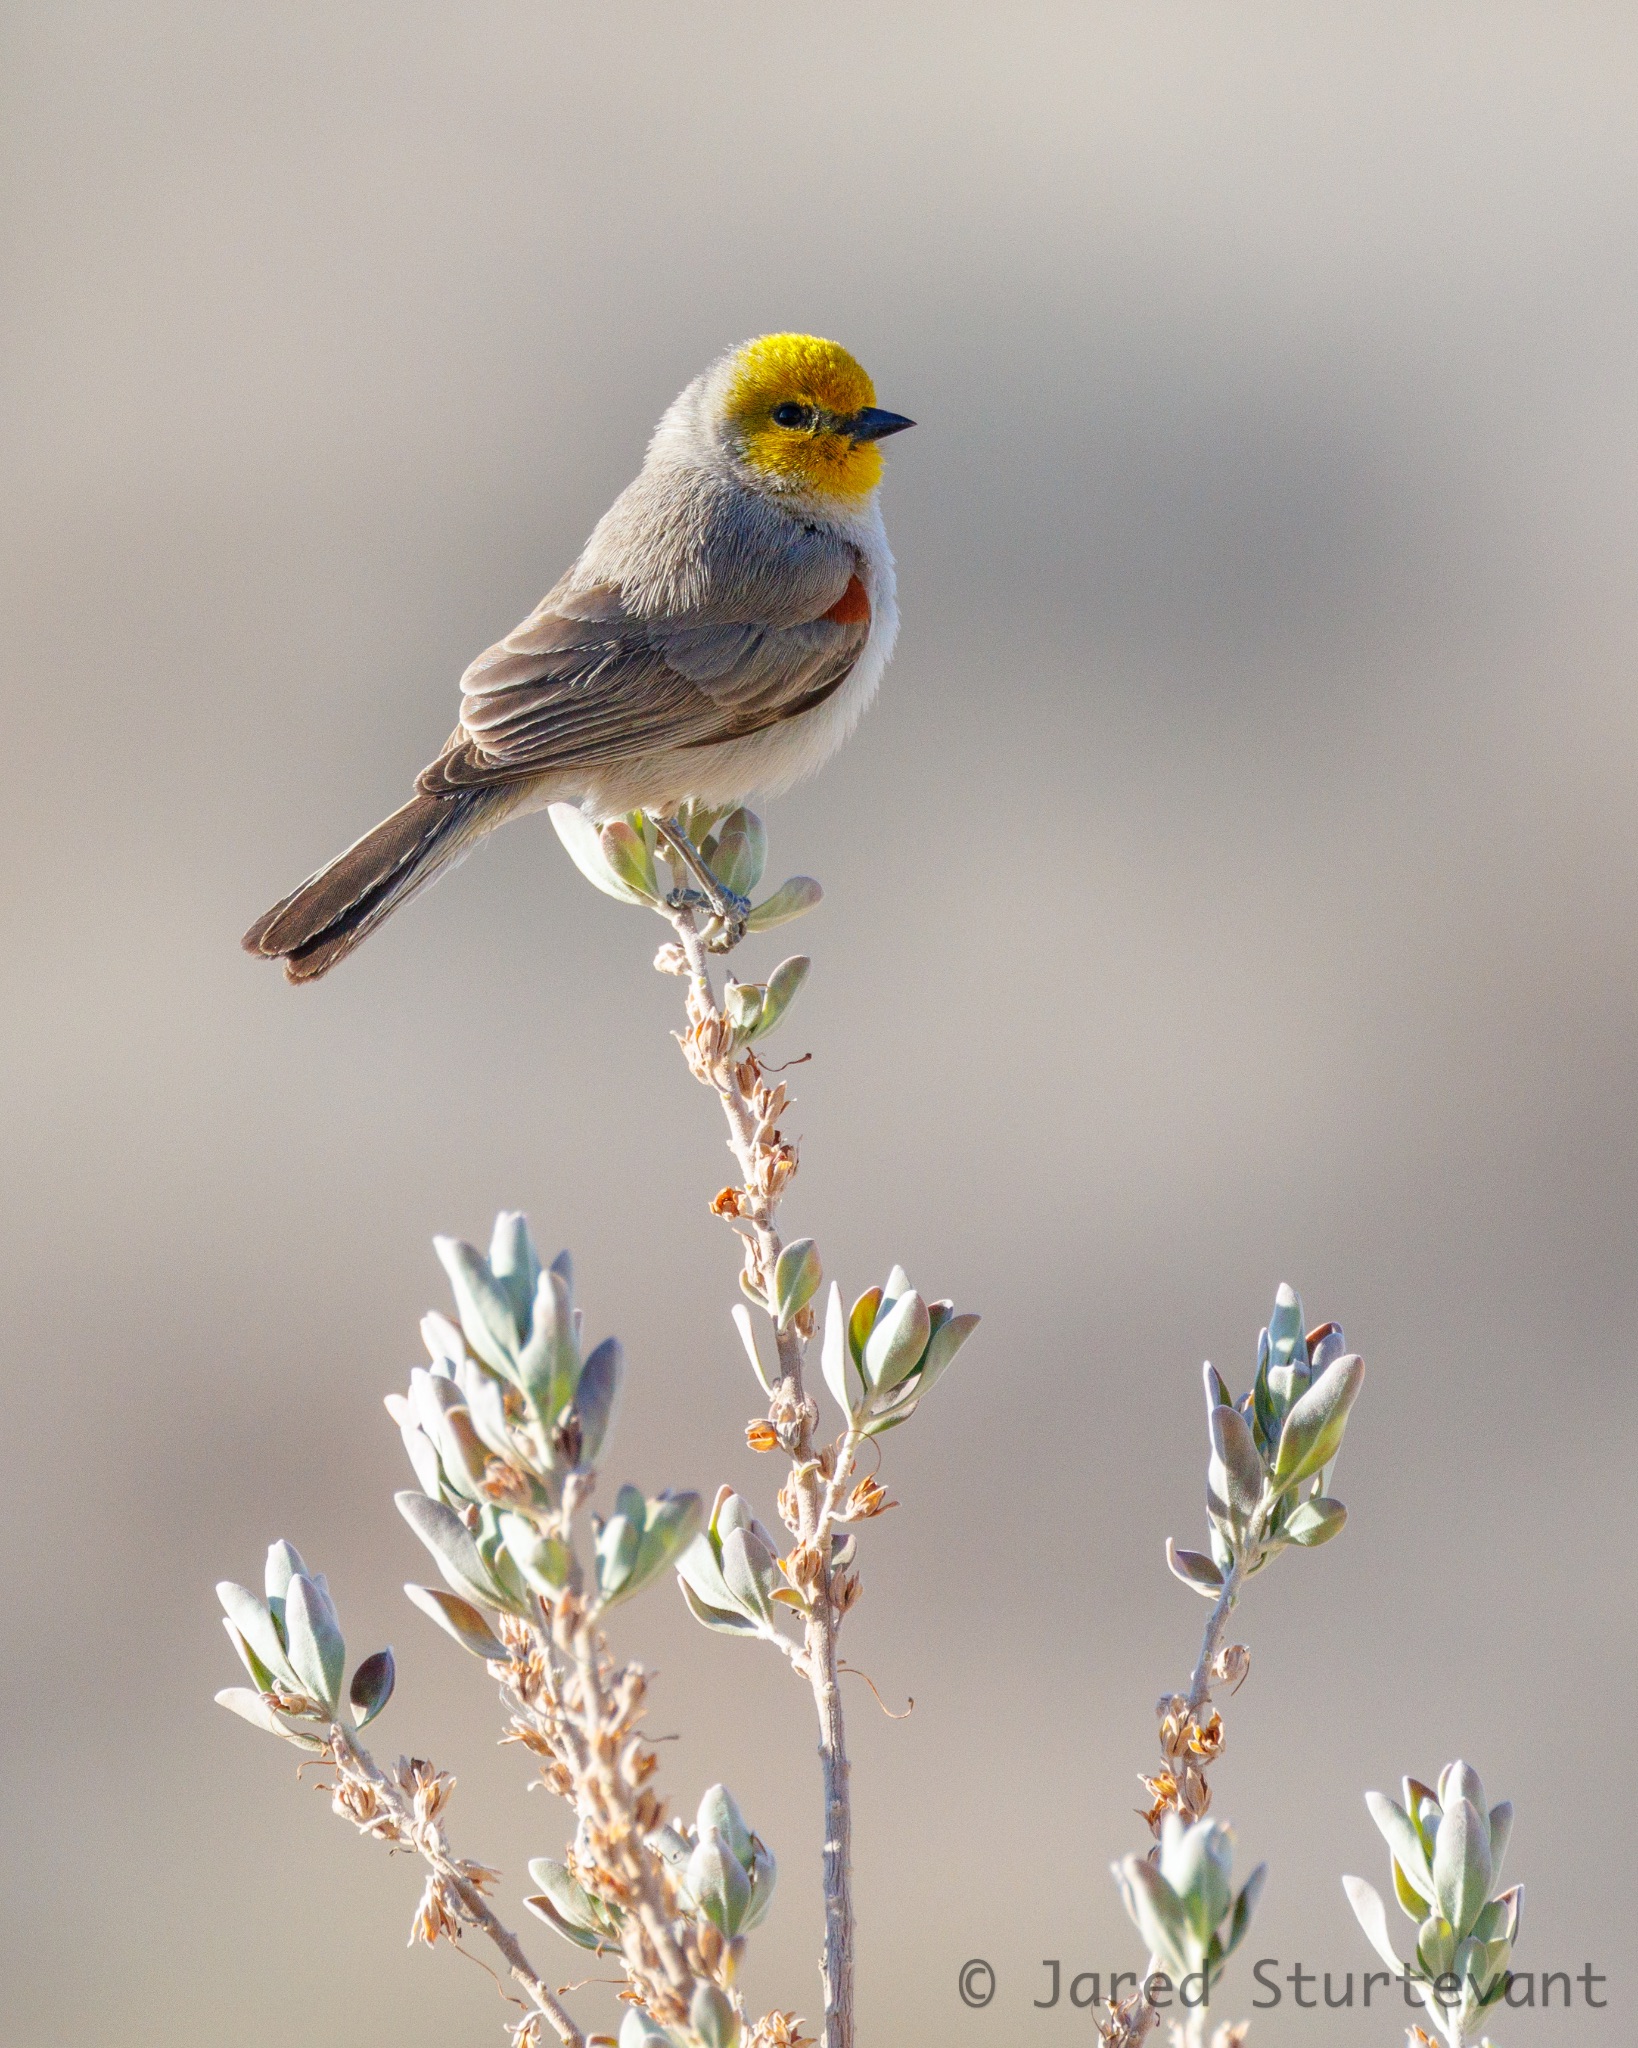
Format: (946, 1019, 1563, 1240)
(416, 569, 870, 795)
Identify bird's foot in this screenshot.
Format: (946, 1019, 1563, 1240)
(656, 820, 751, 950)
(701, 888, 752, 953)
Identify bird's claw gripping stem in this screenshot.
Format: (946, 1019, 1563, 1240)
(654, 819, 751, 949)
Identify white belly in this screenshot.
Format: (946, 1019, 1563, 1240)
(527, 516, 900, 822)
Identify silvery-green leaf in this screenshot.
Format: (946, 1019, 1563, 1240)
(214, 1687, 326, 1750)
(1283, 1496, 1347, 1546)
(1417, 1914, 1457, 1980)
(649, 1824, 693, 1885)
(679, 1577, 761, 1635)
(1433, 1796, 1491, 1937)
(773, 1238, 822, 1331)
(496, 1511, 575, 1595)
(573, 1336, 622, 1465)
(1452, 1935, 1492, 1992)
(264, 1541, 308, 1608)
(395, 1490, 510, 1611)
(733, 1303, 775, 1397)
(1486, 1802, 1513, 1888)
(742, 1834, 778, 1931)
(1440, 1760, 1487, 1813)
(284, 1574, 346, 1714)
(720, 1526, 781, 1628)
(404, 1582, 511, 1659)
(407, 1367, 457, 1457)
(526, 1858, 622, 1947)
(1495, 1884, 1522, 1944)
(222, 1619, 280, 1692)
(487, 1212, 542, 1331)
(397, 1414, 448, 1502)
(689, 1982, 740, 2048)
(860, 1387, 922, 1436)
(1166, 1540, 1225, 1596)
(1394, 1858, 1433, 1916)
(705, 808, 766, 897)
(1343, 1876, 1405, 1973)
(609, 1491, 704, 1606)
(516, 1266, 579, 1428)
(1158, 1816, 1234, 1945)
(847, 1287, 883, 1366)
(619, 2012, 680, 2047)
(470, 1505, 527, 1610)
(348, 1647, 395, 1728)
(599, 819, 662, 904)
(1265, 1363, 1300, 1410)
(1252, 1352, 1279, 1452)
(863, 1288, 930, 1391)
(697, 1784, 753, 1865)
(550, 801, 653, 905)
(456, 1364, 514, 1463)
(1404, 1779, 1440, 1855)
(1366, 1793, 1435, 1902)
(916, 1310, 979, 1396)
(434, 1236, 520, 1373)
(1220, 1863, 1266, 1962)
(1308, 1322, 1346, 1371)
(674, 798, 728, 845)
(524, 1893, 616, 1953)
(595, 1493, 643, 1604)
(752, 955, 810, 1041)
(215, 1684, 284, 1735)
(430, 1401, 493, 1503)
(716, 1491, 779, 1553)
(1209, 1406, 1265, 1522)
(421, 1311, 466, 1367)
(746, 876, 823, 932)
(1270, 1353, 1365, 1490)
(217, 1582, 298, 1690)
(688, 1834, 753, 1936)
(676, 1528, 737, 1612)
(1205, 1468, 1238, 1551)
(1267, 1283, 1305, 1361)
(724, 979, 762, 1033)
(1479, 1938, 1513, 2002)
(1112, 1855, 1193, 1978)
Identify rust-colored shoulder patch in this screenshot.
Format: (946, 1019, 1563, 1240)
(822, 574, 871, 627)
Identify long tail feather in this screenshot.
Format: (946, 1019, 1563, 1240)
(243, 789, 499, 983)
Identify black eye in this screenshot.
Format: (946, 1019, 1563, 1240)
(771, 401, 811, 429)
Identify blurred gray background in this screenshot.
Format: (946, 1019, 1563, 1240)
(2, 5, 1634, 2042)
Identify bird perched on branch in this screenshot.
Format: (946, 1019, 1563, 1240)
(243, 333, 913, 982)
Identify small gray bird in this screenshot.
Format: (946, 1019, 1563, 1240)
(244, 333, 913, 981)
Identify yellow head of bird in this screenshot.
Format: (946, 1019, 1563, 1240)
(723, 334, 914, 503)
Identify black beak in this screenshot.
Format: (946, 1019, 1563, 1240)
(849, 407, 916, 444)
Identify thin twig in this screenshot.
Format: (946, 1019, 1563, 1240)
(1185, 1557, 1246, 1717)
(327, 1722, 585, 2048)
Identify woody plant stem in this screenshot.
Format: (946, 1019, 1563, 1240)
(662, 901, 858, 2048)
(326, 1719, 584, 2048)
(1100, 1549, 1254, 2048)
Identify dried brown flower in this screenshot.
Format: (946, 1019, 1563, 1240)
(409, 1873, 462, 1949)
(747, 2013, 814, 2048)
(844, 1476, 895, 1520)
